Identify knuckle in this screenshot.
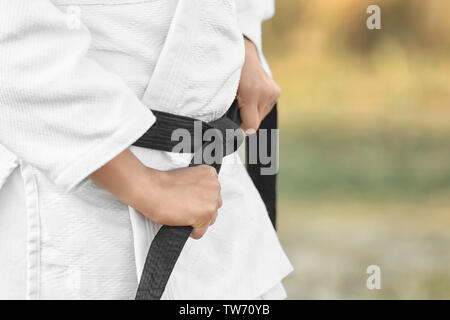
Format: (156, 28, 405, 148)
(209, 166, 217, 175)
(209, 207, 217, 217)
(274, 88, 281, 100)
(202, 165, 215, 176)
(273, 83, 282, 97)
(276, 84, 282, 94)
(268, 86, 278, 98)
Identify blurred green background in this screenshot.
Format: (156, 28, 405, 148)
(263, 0, 450, 299)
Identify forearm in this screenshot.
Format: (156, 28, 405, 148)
(89, 149, 159, 219)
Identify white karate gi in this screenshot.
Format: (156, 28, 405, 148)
(0, 0, 292, 299)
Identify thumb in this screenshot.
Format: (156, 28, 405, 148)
(239, 100, 260, 133)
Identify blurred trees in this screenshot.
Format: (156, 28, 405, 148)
(264, 0, 450, 58)
(262, 0, 450, 119)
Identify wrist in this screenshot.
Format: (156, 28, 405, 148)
(129, 166, 165, 222)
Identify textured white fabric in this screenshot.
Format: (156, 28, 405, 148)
(0, 0, 292, 299)
(236, 0, 275, 74)
(0, 0, 157, 192)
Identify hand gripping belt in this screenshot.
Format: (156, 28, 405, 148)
(133, 99, 243, 300)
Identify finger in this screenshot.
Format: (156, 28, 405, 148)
(217, 194, 223, 209)
(191, 224, 209, 240)
(239, 100, 260, 132)
(209, 211, 218, 226)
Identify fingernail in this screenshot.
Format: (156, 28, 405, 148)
(245, 128, 257, 135)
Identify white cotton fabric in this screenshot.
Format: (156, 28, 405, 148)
(0, 0, 293, 299)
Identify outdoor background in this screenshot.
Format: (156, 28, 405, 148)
(264, 0, 450, 299)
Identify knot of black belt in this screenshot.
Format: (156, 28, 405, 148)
(132, 100, 243, 300)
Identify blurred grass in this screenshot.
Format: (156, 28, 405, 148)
(278, 200, 450, 299)
(279, 126, 450, 202)
(263, 0, 450, 299)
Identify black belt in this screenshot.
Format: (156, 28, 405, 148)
(133, 100, 243, 300)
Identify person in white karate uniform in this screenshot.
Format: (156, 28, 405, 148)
(0, 0, 293, 299)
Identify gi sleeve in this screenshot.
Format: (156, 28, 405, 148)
(235, 0, 275, 55)
(0, 0, 156, 191)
